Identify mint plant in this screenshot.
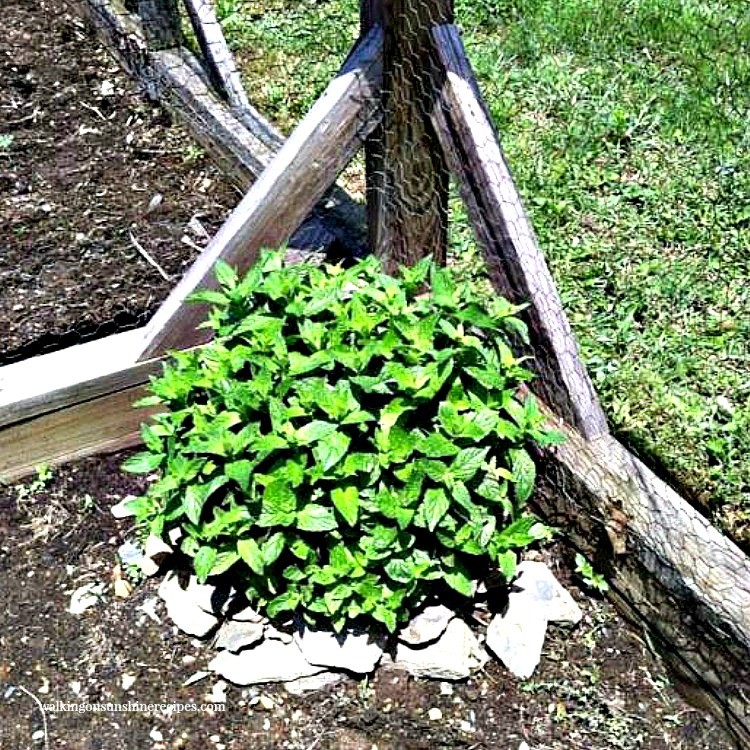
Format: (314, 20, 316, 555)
(124, 250, 560, 632)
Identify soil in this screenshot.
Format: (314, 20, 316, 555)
(0, 453, 738, 750)
(0, 0, 239, 364)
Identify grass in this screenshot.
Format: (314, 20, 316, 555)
(216, 0, 749, 545)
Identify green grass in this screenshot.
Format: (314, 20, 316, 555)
(218, 0, 750, 545)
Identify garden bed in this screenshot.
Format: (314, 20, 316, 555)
(0, 454, 736, 749)
(0, 0, 238, 363)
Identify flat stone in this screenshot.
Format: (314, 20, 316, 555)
(230, 605, 264, 624)
(398, 605, 455, 646)
(485, 605, 548, 679)
(394, 619, 487, 680)
(266, 624, 294, 644)
(110, 495, 138, 519)
(158, 573, 220, 638)
(294, 626, 384, 674)
(214, 619, 264, 653)
(68, 582, 105, 615)
(284, 672, 344, 695)
(140, 534, 172, 577)
(209, 640, 323, 685)
(511, 561, 582, 625)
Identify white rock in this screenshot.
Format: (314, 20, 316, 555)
(69, 582, 105, 615)
(230, 605, 264, 623)
(394, 619, 487, 680)
(427, 707, 443, 721)
(149, 728, 164, 742)
(140, 535, 172, 577)
(117, 541, 143, 567)
(294, 626, 383, 674)
(110, 496, 139, 519)
(209, 640, 323, 685)
(158, 573, 219, 638)
(214, 619, 264, 653)
(183, 671, 210, 687)
(283, 672, 344, 695)
(121, 673, 137, 691)
(485, 606, 548, 679)
(512, 562, 583, 625)
(265, 624, 293, 644)
(398, 605, 455, 646)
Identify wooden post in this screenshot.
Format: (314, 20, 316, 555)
(138, 0, 182, 49)
(429, 24, 608, 438)
(365, 0, 452, 272)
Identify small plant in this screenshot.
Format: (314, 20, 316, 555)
(574, 553, 609, 593)
(124, 251, 561, 632)
(0, 134, 13, 150)
(15, 463, 53, 501)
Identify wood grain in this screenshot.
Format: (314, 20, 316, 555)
(367, 0, 452, 270)
(0, 386, 158, 482)
(430, 24, 607, 439)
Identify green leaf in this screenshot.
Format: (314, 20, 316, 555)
(237, 538, 265, 576)
(267, 591, 300, 618)
(423, 488, 450, 532)
(331, 486, 359, 526)
(122, 452, 163, 474)
(313, 432, 351, 471)
(418, 432, 460, 458)
(211, 551, 240, 576)
(225, 460, 253, 492)
(295, 420, 338, 445)
(262, 532, 286, 566)
(258, 480, 297, 527)
(194, 546, 217, 583)
(496, 550, 517, 581)
(214, 259, 238, 289)
(451, 447, 490, 481)
(297, 504, 338, 532)
(443, 560, 474, 597)
(511, 448, 536, 504)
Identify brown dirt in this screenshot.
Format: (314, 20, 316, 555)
(0, 0, 238, 363)
(0, 453, 738, 750)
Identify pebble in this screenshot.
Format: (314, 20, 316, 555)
(427, 707, 442, 721)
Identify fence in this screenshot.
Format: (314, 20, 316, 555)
(0, 0, 748, 744)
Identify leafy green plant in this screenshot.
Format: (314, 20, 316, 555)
(124, 251, 560, 632)
(574, 553, 609, 593)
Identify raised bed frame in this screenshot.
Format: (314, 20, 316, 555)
(1, 0, 748, 743)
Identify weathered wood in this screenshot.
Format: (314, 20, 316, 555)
(0, 329, 165, 429)
(0, 386, 158, 482)
(430, 24, 607, 439)
(368, 0, 452, 270)
(74, 0, 367, 255)
(138, 0, 182, 49)
(534, 419, 750, 746)
(182, 0, 251, 112)
(138, 27, 384, 359)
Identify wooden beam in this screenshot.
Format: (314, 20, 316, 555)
(0, 386, 157, 483)
(0, 329, 165, 429)
(182, 0, 252, 112)
(74, 0, 367, 256)
(137, 27, 384, 359)
(535, 419, 750, 746)
(430, 24, 607, 439)
(368, 0, 452, 271)
(138, 0, 182, 49)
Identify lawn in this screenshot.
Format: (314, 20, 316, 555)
(215, 0, 749, 545)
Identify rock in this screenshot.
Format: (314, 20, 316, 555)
(230, 605, 264, 623)
(140, 535, 172, 577)
(283, 672, 344, 695)
(209, 640, 323, 685)
(110, 496, 139, 519)
(68, 582, 105, 615)
(265, 624, 293, 644)
(121, 673, 137, 691)
(394, 619, 487, 680)
(398, 605, 455, 646)
(158, 573, 220, 638)
(427, 707, 443, 721)
(511, 561, 583, 625)
(214, 619, 264, 653)
(294, 625, 383, 674)
(113, 578, 133, 599)
(485, 605, 548, 679)
(117, 540, 143, 567)
(168, 527, 183, 545)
